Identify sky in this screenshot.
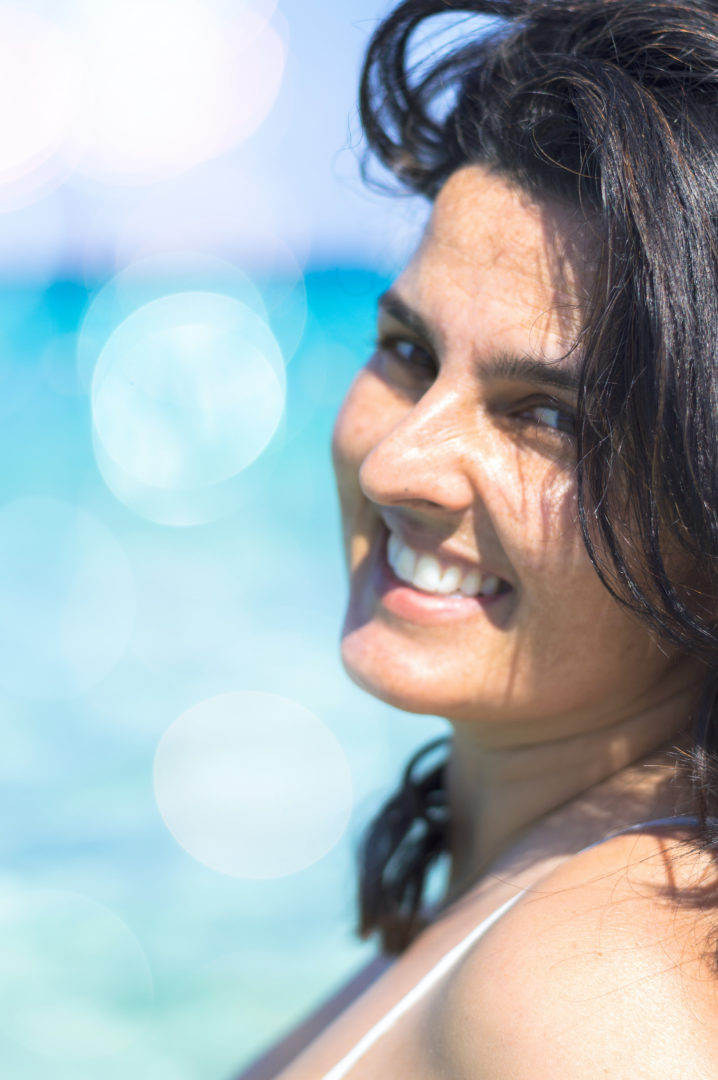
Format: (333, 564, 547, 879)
(0, 0, 432, 279)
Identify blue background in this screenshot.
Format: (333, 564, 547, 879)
(0, 2, 452, 1077)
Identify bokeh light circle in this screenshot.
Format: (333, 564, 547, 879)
(154, 692, 354, 878)
(0, 498, 135, 699)
(101, 227, 309, 366)
(0, 884, 153, 1060)
(76, 254, 271, 392)
(91, 292, 285, 493)
(79, 256, 304, 525)
(69, 0, 286, 183)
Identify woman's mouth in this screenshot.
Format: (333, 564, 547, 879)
(387, 530, 505, 598)
(372, 527, 512, 624)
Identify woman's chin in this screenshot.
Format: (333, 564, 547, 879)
(340, 625, 472, 718)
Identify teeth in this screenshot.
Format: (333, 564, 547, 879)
(459, 570, 481, 597)
(413, 554, 442, 592)
(387, 531, 401, 568)
(480, 575, 501, 597)
(386, 530, 505, 598)
(437, 566, 462, 595)
(394, 543, 417, 583)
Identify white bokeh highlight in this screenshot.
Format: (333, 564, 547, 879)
(0, 4, 81, 209)
(68, 0, 286, 183)
(90, 291, 286, 523)
(0, 498, 135, 699)
(0, 884, 153, 1060)
(76, 254, 272, 391)
(0, 0, 286, 204)
(79, 256, 305, 523)
(154, 692, 354, 879)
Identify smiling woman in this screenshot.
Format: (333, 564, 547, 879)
(238, 2, 718, 1078)
(335, 168, 637, 729)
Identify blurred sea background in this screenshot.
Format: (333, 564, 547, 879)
(0, 1, 450, 1078)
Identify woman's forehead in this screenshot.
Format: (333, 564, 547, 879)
(398, 165, 594, 357)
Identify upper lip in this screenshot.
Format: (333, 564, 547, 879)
(379, 512, 511, 584)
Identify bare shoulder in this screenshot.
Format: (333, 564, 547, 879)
(437, 829, 718, 1080)
(235, 955, 393, 1080)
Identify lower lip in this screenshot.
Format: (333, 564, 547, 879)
(372, 538, 509, 625)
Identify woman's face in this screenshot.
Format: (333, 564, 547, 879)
(332, 165, 692, 745)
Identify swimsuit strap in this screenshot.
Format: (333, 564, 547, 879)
(319, 890, 522, 1080)
(318, 816, 701, 1080)
(595, 816, 700, 841)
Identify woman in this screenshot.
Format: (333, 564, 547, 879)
(241, 1, 718, 1076)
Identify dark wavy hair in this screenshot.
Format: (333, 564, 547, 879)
(356, 0, 718, 954)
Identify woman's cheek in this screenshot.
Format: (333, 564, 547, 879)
(331, 369, 393, 568)
(333, 369, 380, 470)
(496, 453, 582, 577)
(333, 366, 411, 487)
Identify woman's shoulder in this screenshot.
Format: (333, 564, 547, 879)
(438, 827, 718, 1079)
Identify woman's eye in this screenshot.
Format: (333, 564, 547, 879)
(516, 401, 576, 438)
(376, 337, 436, 380)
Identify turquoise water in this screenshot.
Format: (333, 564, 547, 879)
(0, 268, 447, 1079)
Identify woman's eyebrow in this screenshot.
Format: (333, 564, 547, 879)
(486, 353, 581, 394)
(377, 290, 439, 350)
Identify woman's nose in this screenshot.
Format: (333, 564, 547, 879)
(358, 384, 479, 513)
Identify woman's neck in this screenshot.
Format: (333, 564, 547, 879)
(444, 674, 699, 900)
